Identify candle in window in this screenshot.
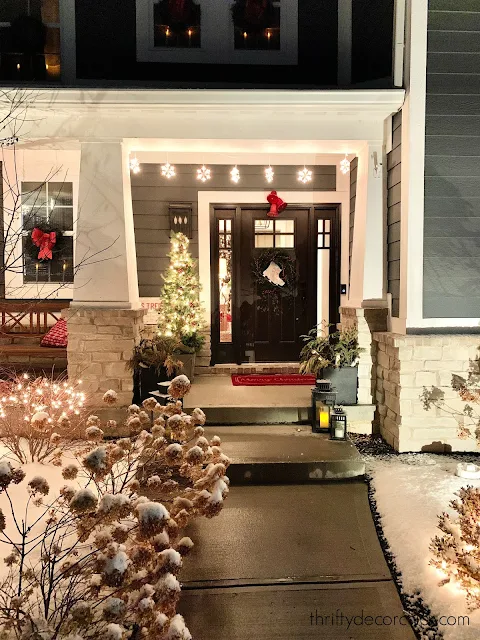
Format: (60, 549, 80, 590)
(266, 30, 271, 47)
(16, 63, 20, 71)
(165, 26, 170, 45)
(62, 262, 66, 283)
(188, 28, 192, 46)
(35, 263, 39, 282)
(243, 31, 248, 47)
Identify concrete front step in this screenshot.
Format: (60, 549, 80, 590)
(204, 425, 365, 483)
(196, 363, 301, 375)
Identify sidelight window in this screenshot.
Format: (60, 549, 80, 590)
(218, 219, 232, 343)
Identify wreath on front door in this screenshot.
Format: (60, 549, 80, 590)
(252, 249, 297, 314)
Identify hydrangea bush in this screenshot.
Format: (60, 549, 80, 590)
(430, 486, 480, 610)
(0, 375, 230, 639)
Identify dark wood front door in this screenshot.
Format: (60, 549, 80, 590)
(210, 204, 340, 364)
(238, 207, 314, 362)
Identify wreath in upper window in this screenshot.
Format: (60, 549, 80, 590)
(154, 0, 201, 32)
(25, 226, 69, 263)
(252, 249, 298, 313)
(231, 0, 275, 32)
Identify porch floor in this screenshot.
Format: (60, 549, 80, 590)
(184, 375, 311, 409)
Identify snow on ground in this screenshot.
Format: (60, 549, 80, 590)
(368, 452, 480, 640)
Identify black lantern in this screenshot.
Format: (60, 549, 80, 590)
(330, 407, 348, 440)
(311, 379, 337, 433)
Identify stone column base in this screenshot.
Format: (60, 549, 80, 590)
(64, 308, 145, 407)
(340, 307, 388, 405)
(373, 332, 480, 452)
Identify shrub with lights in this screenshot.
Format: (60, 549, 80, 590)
(0, 374, 229, 639)
(0, 374, 87, 463)
(430, 485, 480, 609)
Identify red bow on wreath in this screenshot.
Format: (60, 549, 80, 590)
(31, 228, 56, 260)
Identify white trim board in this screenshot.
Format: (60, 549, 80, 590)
(197, 190, 350, 322)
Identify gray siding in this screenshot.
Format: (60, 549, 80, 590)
(424, 0, 480, 318)
(348, 157, 358, 293)
(387, 111, 402, 318)
(132, 164, 336, 298)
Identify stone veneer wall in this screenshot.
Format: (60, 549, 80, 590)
(339, 307, 388, 406)
(373, 332, 480, 452)
(65, 309, 145, 407)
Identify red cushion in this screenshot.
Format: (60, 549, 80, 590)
(40, 318, 68, 348)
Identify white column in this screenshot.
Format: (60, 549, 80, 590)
(362, 144, 385, 303)
(73, 141, 140, 308)
(349, 143, 385, 306)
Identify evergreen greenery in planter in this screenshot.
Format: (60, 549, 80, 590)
(299, 323, 363, 405)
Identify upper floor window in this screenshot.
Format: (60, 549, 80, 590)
(0, 0, 60, 81)
(136, 0, 298, 65)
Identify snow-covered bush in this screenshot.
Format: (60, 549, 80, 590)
(0, 373, 87, 463)
(421, 347, 480, 443)
(430, 485, 480, 609)
(0, 375, 230, 639)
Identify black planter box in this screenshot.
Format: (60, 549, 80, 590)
(321, 366, 358, 405)
(133, 365, 171, 405)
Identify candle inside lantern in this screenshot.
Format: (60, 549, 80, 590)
(319, 405, 330, 429)
(335, 426, 345, 439)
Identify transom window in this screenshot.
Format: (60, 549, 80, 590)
(21, 181, 74, 284)
(254, 218, 294, 248)
(136, 0, 298, 65)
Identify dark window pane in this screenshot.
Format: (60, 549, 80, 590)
(0, 1, 29, 22)
(22, 182, 47, 207)
(49, 207, 73, 231)
(22, 207, 48, 230)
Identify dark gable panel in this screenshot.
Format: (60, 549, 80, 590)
(73, 0, 393, 88)
(424, 1, 480, 319)
(132, 164, 336, 298)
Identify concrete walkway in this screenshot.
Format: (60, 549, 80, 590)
(178, 482, 416, 639)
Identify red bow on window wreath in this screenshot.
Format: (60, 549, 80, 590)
(31, 228, 56, 260)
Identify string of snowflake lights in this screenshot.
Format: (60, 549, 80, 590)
(129, 156, 140, 174)
(230, 165, 240, 184)
(340, 154, 351, 175)
(161, 162, 176, 179)
(151, 160, 351, 183)
(265, 165, 274, 183)
(196, 165, 211, 182)
(297, 166, 313, 184)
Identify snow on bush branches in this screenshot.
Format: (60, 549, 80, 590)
(430, 485, 480, 610)
(0, 375, 230, 639)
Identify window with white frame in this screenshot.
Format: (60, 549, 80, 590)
(21, 181, 74, 284)
(0, 0, 61, 79)
(136, 0, 298, 65)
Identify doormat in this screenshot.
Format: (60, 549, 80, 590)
(231, 374, 316, 386)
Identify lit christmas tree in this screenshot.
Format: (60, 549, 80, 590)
(158, 232, 205, 339)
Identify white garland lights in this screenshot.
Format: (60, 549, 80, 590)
(129, 158, 352, 182)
